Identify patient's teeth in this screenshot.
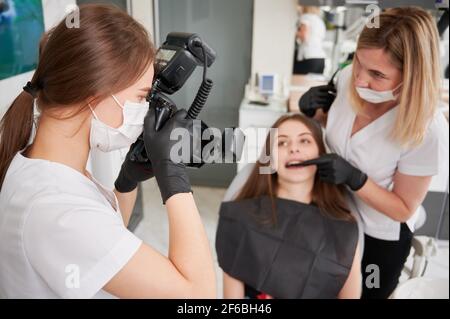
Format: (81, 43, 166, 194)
(286, 160, 303, 167)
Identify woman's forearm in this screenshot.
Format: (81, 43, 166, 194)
(338, 244, 361, 299)
(114, 188, 137, 227)
(166, 193, 216, 298)
(356, 179, 414, 222)
(223, 272, 245, 299)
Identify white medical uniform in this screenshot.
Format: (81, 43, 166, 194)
(297, 13, 326, 61)
(326, 65, 449, 241)
(0, 152, 142, 298)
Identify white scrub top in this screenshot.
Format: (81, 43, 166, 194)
(297, 13, 326, 60)
(0, 152, 142, 298)
(326, 65, 449, 241)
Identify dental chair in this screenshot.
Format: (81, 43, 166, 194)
(390, 231, 448, 299)
(391, 166, 449, 299)
(390, 206, 449, 299)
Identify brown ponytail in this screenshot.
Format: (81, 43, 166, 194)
(0, 91, 35, 187)
(0, 4, 155, 189)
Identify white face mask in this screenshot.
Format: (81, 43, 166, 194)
(89, 95, 149, 152)
(356, 83, 402, 104)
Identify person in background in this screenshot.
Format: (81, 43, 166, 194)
(293, 6, 327, 75)
(0, 4, 216, 299)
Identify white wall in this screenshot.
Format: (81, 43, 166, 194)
(0, 0, 75, 118)
(130, 0, 155, 41)
(251, 0, 297, 80)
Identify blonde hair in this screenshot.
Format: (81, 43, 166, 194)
(300, 6, 321, 16)
(348, 7, 441, 147)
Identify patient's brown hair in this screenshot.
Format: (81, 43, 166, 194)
(236, 114, 353, 223)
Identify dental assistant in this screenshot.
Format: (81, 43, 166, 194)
(300, 7, 449, 299)
(0, 4, 215, 299)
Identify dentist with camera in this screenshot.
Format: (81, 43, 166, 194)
(0, 4, 215, 299)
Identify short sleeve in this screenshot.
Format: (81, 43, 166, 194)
(398, 114, 449, 176)
(23, 194, 142, 299)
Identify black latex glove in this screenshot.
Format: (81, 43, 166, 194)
(114, 141, 155, 193)
(298, 84, 337, 118)
(300, 153, 368, 191)
(143, 108, 194, 204)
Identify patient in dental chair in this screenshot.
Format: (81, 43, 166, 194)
(215, 114, 362, 299)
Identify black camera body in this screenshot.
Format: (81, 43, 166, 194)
(129, 32, 217, 165)
(155, 32, 216, 94)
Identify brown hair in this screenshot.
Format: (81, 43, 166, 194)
(236, 114, 353, 223)
(0, 4, 155, 188)
(348, 7, 441, 147)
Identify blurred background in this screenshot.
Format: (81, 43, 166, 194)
(0, 0, 448, 298)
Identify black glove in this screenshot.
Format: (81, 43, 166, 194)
(298, 84, 337, 118)
(143, 108, 194, 204)
(114, 141, 155, 193)
(300, 153, 368, 191)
